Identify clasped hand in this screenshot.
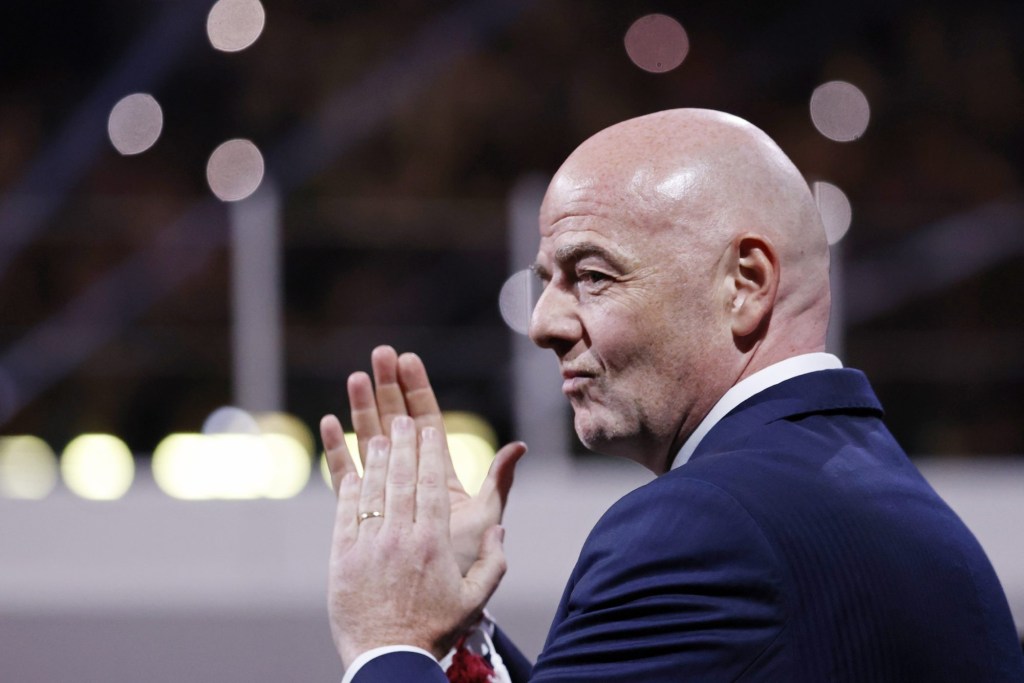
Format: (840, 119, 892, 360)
(322, 346, 527, 666)
(321, 346, 526, 576)
(328, 418, 507, 666)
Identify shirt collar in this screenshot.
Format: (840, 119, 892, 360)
(671, 352, 843, 470)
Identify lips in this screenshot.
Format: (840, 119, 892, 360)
(561, 368, 596, 395)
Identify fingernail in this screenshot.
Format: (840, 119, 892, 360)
(422, 426, 437, 442)
(394, 416, 414, 433)
(496, 526, 505, 542)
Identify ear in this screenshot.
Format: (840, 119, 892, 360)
(727, 234, 779, 339)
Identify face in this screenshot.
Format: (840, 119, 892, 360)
(529, 162, 733, 473)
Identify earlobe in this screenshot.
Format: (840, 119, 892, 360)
(729, 235, 778, 339)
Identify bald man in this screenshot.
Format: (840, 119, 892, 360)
(324, 110, 1024, 682)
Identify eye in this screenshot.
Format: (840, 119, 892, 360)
(577, 270, 611, 287)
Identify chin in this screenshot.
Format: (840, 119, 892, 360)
(573, 416, 606, 453)
(574, 414, 628, 457)
(574, 410, 662, 468)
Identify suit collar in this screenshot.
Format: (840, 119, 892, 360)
(673, 353, 843, 469)
(683, 369, 884, 465)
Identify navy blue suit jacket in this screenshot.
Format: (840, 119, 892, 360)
(352, 369, 1024, 682)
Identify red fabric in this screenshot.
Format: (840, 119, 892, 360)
(446, 635, 493, 683)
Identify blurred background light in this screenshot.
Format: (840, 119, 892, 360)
(263, 434, 312, 499)
(809, 80, 871, 142)
(206, 139, 265, 202)
(499, 269, 535, 335)
(0, 436, 58, 500)
(445, 411, 497, 495)
(107, 93, 163, 156)
(813, 180, 853, 245)
(624, 14, 689, 74)
(60, 434, 135, 501)
(207, 0, 266, 53)
(153, 433, 310, 500)
(448, 433, 495, 496)
(443, 411, 498, 449)
(255, 411, 316, 456)
(202, 405, 260, 434)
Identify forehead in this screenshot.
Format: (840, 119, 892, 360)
(535, 160, 701, 265)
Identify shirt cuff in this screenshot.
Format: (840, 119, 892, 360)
(341, 645, 439, 683)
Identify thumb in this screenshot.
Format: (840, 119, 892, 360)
(461, 526, 508, 610)
(478, 441, 527, 510)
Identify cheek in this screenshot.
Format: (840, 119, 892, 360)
(619, 299, 717, 391)
(586, 307, 649, 369)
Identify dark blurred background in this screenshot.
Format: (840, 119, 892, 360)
(1, 0, 1022, 459)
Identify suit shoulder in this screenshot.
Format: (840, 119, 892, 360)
(582, 473, 786, 585)
(539, 474, 791, 680)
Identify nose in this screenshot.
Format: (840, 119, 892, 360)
(528, 283, 581, 354)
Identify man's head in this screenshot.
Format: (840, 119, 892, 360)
(528, 109, 831, 473)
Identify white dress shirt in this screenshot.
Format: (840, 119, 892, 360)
(672, 352, 843, 470)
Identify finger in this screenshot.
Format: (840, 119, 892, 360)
(396, 353, 445, 433)
(371, 345, 409, 434)
(476, 441, 528, 516)
(348, 371, 382, 464)
(397, 353, 464, 489)
(332, 472, 362, 551)
(384, 416, 417, 525)
(321, 414, 358, 495)
(416, 427, 450, 535)
(357, 436, 390, 534)
(461, 525, 507, 612)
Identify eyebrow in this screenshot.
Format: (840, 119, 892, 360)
(531, 241, 630, 280)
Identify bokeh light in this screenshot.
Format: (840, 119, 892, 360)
(443, 411, 498, 449)
(809, 81, 870, 142)
(813, 180, 853, 245)
(624, 14, 689, 74)
(202, 405, 260, 434)
(206, 138, 265, 202)
(448, 433, 495, 496)
(107, 93, 163, 155)
(499, 269, 535, 335)
(61, 434, 135, 501)
(153, 433, 310, 500)
(255, 411, 316, 455)
(263, 434, 312, 499)
(207, 0, 266, 53)
(0, 436, 58, 500)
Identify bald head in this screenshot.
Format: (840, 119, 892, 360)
(541, 108, 831, 369)
(530, 109, 832, 470)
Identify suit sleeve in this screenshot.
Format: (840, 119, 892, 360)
(348, 650, 448, 683)
(492, 625, 534, 682)
(531, 476, 789, 682)
(346, 627, 533, 683)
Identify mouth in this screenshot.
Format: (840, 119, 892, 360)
(561, 369, 596, 395)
